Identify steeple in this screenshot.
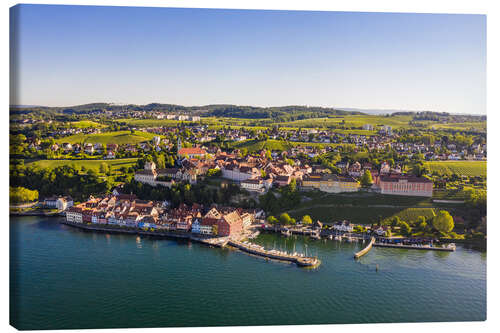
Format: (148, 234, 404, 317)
(177, 136, 181, 152)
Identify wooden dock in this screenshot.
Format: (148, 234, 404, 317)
(373, 242, 456, 252)
(354, 237, 375, 259)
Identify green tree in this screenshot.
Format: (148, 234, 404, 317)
(416, 216, 427, 231)
(166, 155, 175, 167)
(156, 154, 166, 169)
(302, 215, 313, 225)
(399, 221, 412, 236)
(288, 178, 297, 193)
(279, 212, 292, 225)
(10, 186, 39, 203)
(433, 210, 454, 233)
(265, 150, 272, 160)
(99, 163, 107, 174)
(207, 168, 222, 177)
(360, 169, 373, 186)
(390, 216, 401, 227)
(267, 216, 278, 224)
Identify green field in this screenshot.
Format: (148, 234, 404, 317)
(424, 161, 486, 177)
(70, 120, 106, 128)
(227, 139, 353, 152)
(26, 158, 139, 172)
(429, 122, 486, 132)
(279, 115, 414, 129)
(115, 118, 185, 127)
(55, 131, 157, 145)
(228, 139, 290, 152)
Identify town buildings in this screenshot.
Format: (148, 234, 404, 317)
(43, 196, 74, 210)
(65, 195, 256, 238)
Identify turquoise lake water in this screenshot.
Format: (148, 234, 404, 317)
(10, 216, 486, 330)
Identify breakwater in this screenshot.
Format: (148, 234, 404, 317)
(354, 237, 375, 259)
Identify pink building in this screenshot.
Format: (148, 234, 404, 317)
(379, 175, 433, 197)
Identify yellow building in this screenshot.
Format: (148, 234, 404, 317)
(301, 173, 360, 193)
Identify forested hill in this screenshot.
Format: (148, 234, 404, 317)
(204, 105, 363, 120)
(10, 103, 365, 121)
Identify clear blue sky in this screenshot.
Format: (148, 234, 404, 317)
(10, 4, 486, 114)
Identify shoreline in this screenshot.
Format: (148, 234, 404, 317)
(61, 221, 227, 247)
(61, 221, 320, 267)
(10, 211, 64, 217)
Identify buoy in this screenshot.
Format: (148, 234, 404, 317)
(376, 264, 379, 272)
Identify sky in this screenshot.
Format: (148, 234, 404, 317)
(10, 4, 486, 114)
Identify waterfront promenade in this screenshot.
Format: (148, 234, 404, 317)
(61, 221, 229, 247)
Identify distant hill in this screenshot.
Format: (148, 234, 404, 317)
(336, 107, 421, 115)
(10, 103, 365, 121)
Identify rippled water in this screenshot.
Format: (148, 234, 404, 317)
(10, 216, 486, 330)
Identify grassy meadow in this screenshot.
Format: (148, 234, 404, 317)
(70, 120, 106, 128)
(55, 130, 157, 145)
(26, 158, 139, 172)
(226, 139, 354, 152)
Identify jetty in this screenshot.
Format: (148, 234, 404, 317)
(354, 237, 375, 259)
(373, 242, 456, 252)
(228, 239, 321, 268)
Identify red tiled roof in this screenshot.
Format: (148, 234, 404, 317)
(179, 147, 206, 155)
(379, 175, 432, 183)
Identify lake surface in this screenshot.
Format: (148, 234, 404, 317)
(10, 216, 486, 330)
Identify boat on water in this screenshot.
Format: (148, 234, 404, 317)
(447, 243, 457, 250)
(281, 228, 292, 237)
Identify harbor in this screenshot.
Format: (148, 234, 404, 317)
(62, 221, 319, 267)
(262, 224, 459, 254)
